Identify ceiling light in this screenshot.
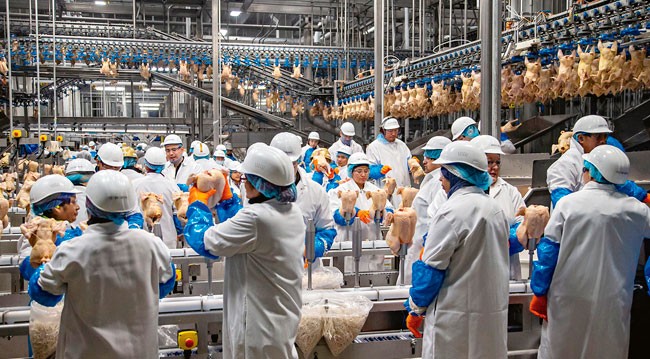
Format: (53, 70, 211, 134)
(220, 29, 228, 36)
(94, 1, 107, 6)
(230, 10, 242, 17)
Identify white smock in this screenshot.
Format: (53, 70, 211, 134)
(194, 157, 222, 171)
(489, 177, 525, 280)
(366, 136, 412, 206)
(202, 200, 305, 359)
(421, 186, 509, 358)
(546, 137, 584, 197)
(401, 168, 443, 284)
(162, 157, 202, 185)
(328, 179, 395, 272)
(328, 139, 364, 157)
(538, 182, 650, 359)
(120, 168, 144, 182)
(72, 185, 88, 227)
(132, 173, 181, 248)
(37, 222, 174, 359)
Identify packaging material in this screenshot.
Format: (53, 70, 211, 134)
(29, 301, 63, 359)
(158, 325, 180, 349)
(295, 302, 326, 356)
(321, 295, 373, 356)
(302, 265, 344, 290)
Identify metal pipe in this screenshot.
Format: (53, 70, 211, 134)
(448, 0, 452, 48)
(420, 0, 424, 55)
(35, 0, 41, 139)
(132, 0, 136, 39)
(391, 0, 395, 52)
(212, 0, 221, 146)
(412, 1, 415, 57)
(438, 0, 443, 48)
(464, 0, 468, 41)
(405, 7, 410, 49)
(5, 0, 13, 137)
(374, 0, 384, 137)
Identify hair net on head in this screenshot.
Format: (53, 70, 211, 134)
(144, 160, 165, 173)
(444, 163, 492, 191)
(441, 167, 473, 198)
(348, 163, 369, 177)
(32, 193, 76, 217)
(76, 150, 92, 161)
(66, 173, 92, 186)
(123, 157, 138, 169)
(246, 174, 297, 203)
(424, 149, 443, 160)
(583, 160, 612, 184)
(461, 124, 480, 139)
(86, 197, 128, 225)
(193, 154, 210, 160)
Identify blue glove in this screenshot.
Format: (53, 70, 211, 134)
(333, 207, 359, 226)
(530, 237, 560, 296)
(311, 170, 325, 185)
(177, 183, 189, 192)
(615, 180, 649, 202)
(159, 262, 176, 299)
(55, 227, 83, 246)
(325, 174, 341, 192)
(314, 227, 337, 258)
(216, 195, 243, 223)
(19, 257, 36, 281)
(28, 265, 63, 307)
(183, 202, 219, 260)
(409, 260, 446, 309)
(508, 222, 525, 257)
(369, 164, 387, 180)
(550, 187, 573, 207)
(173, 214, 183, 235)
(126, 212, 144, 230)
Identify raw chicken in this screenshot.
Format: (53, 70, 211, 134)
(0, 152, 9, 167)
(140, 192, 163, 229)
(383, 178, 397, 198)
(172, 192, 190, 226)
(551, 131, 573, 155)
(337, 190, 359, 218)
(407, 157, 425, 184)
(20, 217, 67, 267)
(187, 169, 227, 194)
(139, 63, 151, 80)
(397, 187, 419, 208)
(0, 197, 9, 229)
(291, 65, 302, 78)
(365, 189, 388, 221)
(516, 205, 550, 248)
(385, 207, 417, 255)
(273, 65, 282, 79)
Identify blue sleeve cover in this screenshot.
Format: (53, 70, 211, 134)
(409, 260, 446, 308)
(159, 262, 176, 299)
(369, 164, 386, 181)
(385, 207, 394, 214)
(311, 171, 325, 185)
(183, 202, 219, 260)
(216, 195, 243, 223)
(645, 260, 650, 296)
(177, 184, 189, 192)
(304, 148, 315, 166)
(314, 227, 337, 258)
(550, 187, 573, 207)
(530, 237, 560, 296)
(508, 222, 525, 257)
(55, 227, 83, 246)
(126, 212, 144, 229)
(28, 266, 63, 307)
(606, 136, 625, 152)
(333, 208, 358, 226)
(325, 174, 341, 192)
(19, 258, 36, 281)
(615, 180, 648, 202)
(173, 214, 183, 235)
(500, 132, 509, 141)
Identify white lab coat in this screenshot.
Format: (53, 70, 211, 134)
(328, 179, 395, 272)
(421, 186, 509, 358)
(337, 165, 349, 181)
(296, 167, 335, 231)
(202, 200, 304, 359)
(546, 137, 584, 198)
(402, 168, 443, 284)
(538, 182, 650, 359)
(121, 168, 144, 182)
(37, 222, 173, 359)
(328, 139, 364, 157)
(132, 173, 181, 249)
(194, 157, 222, 171)
(366, 137, 412, 206)
(73, 185, 88, 228)
(501, 139, 517, 154)
(162, 158, 202, 185)
(489, 177, 526, 280)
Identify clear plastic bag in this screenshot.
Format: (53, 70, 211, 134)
(295, 302, 325, 356)
(321, 295, 373, 357)
(158, 325, 180, 349)
(302, 265, 344, 290)
(29, 301, 63, 359)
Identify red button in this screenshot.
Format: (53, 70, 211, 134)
(185, 338, 194, 347)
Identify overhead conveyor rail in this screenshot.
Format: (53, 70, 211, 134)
(243, 64, 313, 92)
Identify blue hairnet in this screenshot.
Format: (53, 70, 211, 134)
(348, 163, 369, 177)
(583, 160, 611, 184)
(443, 163, 492, 191)
(123, 157, 137, 169)
(86, 198, 128, 225)
(32, 193, 76, 216)
(246, 173, 297, 202)
(462, 124, 480, 139)
(193, 155, 210, 161)
(66, 173, 92, 186)
(441, 167, 473, 198)
(144, 160, 165, 173)
(424, 149, 443, 159)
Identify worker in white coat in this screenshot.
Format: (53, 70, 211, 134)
(271, 132, 337, 262)
(529, 145, 650, 359)
(64, 158, 95, 228)
(162, 134, 202, 186)
(120, 146, 144, 182)
(227, 161, 244, 199)
(453, 116, 517, 153)
(132, 147, 182, 249)
(471, 135, 527, 280)
(328, 122, 364, 157)
(366, 117, 412, 205)
(334, 145, 352, 181)
(183, 143, 304, 359)
(192, 142, 221, 171)
(547, 115, 650, 208)
(405, 141, 509, 358)
(301, 131, 321, 168)
(329, 152, 395, 272)
(28, 170, 175, 359)
(402, 136, 451, 284)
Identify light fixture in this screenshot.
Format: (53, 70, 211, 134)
(94, 86, 125, 92)
(220, 29, 228, 36)
(230, 10, 242, 17)
(94, 1, 107, 6)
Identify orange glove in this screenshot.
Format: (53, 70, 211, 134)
(380, 165, 392, 175)
(189, 186, 217, 205)
(644, 193, 650, 204)
(357, 210, 372, 224)
(530, 295, 548, 321)
(406, 314, 423, 338)
(221, 177, 233, 201)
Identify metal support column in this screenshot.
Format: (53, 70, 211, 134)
(479, 0, 501, 136)
(132, 0, 136, 38)
(374, 0, 384, 137)
(5, 0, 13, 136)
(212, 0, 221, 145)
